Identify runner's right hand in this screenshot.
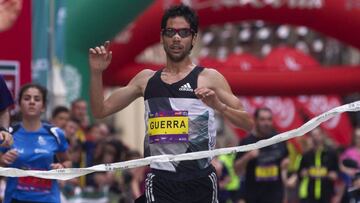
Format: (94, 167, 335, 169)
(0, 149, 18, 166)
(89, 41, 113, 73)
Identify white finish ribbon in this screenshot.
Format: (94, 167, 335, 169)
(0, 101, 359, 180)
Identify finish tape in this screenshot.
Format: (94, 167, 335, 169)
(0, 101, 359, 180)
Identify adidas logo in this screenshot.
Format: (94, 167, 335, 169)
(179, 83, 193, 92)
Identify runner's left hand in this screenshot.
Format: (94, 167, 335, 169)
(195, 87, 225, 111)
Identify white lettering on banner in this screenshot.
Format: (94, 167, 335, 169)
(306, 96, 341, 129)
(284, 56, 301, 71)
(264, 97, 296, 129)
(346, 0, 360, 10)
(185, 0, 324, 10)
(0, 101, 358, 180)
(243, 96, 296, 129)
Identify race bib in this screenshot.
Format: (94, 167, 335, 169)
(255, 165, 279, 181)
(17, 176, 52, 192)
(309, 167, 328, 178)
(148, 111, 189, 144)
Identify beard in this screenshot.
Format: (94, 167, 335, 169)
(257, 125, 273, 137)
(163, 43, 192, 62)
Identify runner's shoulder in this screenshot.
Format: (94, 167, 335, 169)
(136, 69, 156, 80)
(200, 67, 226, 83)
(131, 69, 156, 84)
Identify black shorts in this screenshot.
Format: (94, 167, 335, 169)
(140, 168, 219, 203)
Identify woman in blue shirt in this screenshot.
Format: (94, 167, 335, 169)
(0, 83, 71, 203)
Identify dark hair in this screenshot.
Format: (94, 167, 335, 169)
(68, 116, 81, 125)
(86, 123, 100, 133)
(161, 4, 199, 34)
(71, 98, 86, 107)
(18, 83, 47, 105)
(52, 106, 70, 118)
(254, 107, 272, 119)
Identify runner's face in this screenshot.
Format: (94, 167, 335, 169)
(20, 87, 45, 118)
(161, 16, 196, 62)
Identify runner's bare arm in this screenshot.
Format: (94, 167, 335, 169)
(89, 41, 154, 118)
(197, 68, 254, 131)
(90, 67, 153, 119)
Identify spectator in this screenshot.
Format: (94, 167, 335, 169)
(339, 127, 360, 202)
(0, 83, 71, 203)
(51, 106, 70, 129)
(63, 117, 80, 147)
(71, 98, 89, 130)
(234, 107, 289, 203)
(70, 98, 90, 187)
(217, 136, 242, 203)
(298, 127, 339, 203)
(122, 150, 149, 203)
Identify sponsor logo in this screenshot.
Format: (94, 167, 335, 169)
(38, 136, 47, 146)
(179, 83, 193, 92)
(34, 148, 49, 154)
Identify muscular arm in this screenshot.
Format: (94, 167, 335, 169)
(90, 69, 152, 118)
(89, 41, 154, 119)
(197, 69, 254, 131)
(90, 70, 150, 118)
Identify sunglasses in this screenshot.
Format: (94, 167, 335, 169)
(162, 28, 194, 38)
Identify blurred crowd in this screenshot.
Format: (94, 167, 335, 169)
(0, 97, 150, 203)
(213, 109, 360, 203)
(0, 94, 358, 203)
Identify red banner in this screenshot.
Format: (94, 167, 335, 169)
(220, 47, 353, 146)
(104, 0, 360, 92)
(296, 95, 353, 146)
(0, 0, 31, 95)
(241, 96, 304, 133)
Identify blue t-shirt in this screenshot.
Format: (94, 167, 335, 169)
(0, 75, 14, 111)
(0, 123, 69, 203)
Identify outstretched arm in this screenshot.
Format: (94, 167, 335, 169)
(0, 108, 13, 147)
(89, 41, 153, 119)
(196, 69, 254, 131)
